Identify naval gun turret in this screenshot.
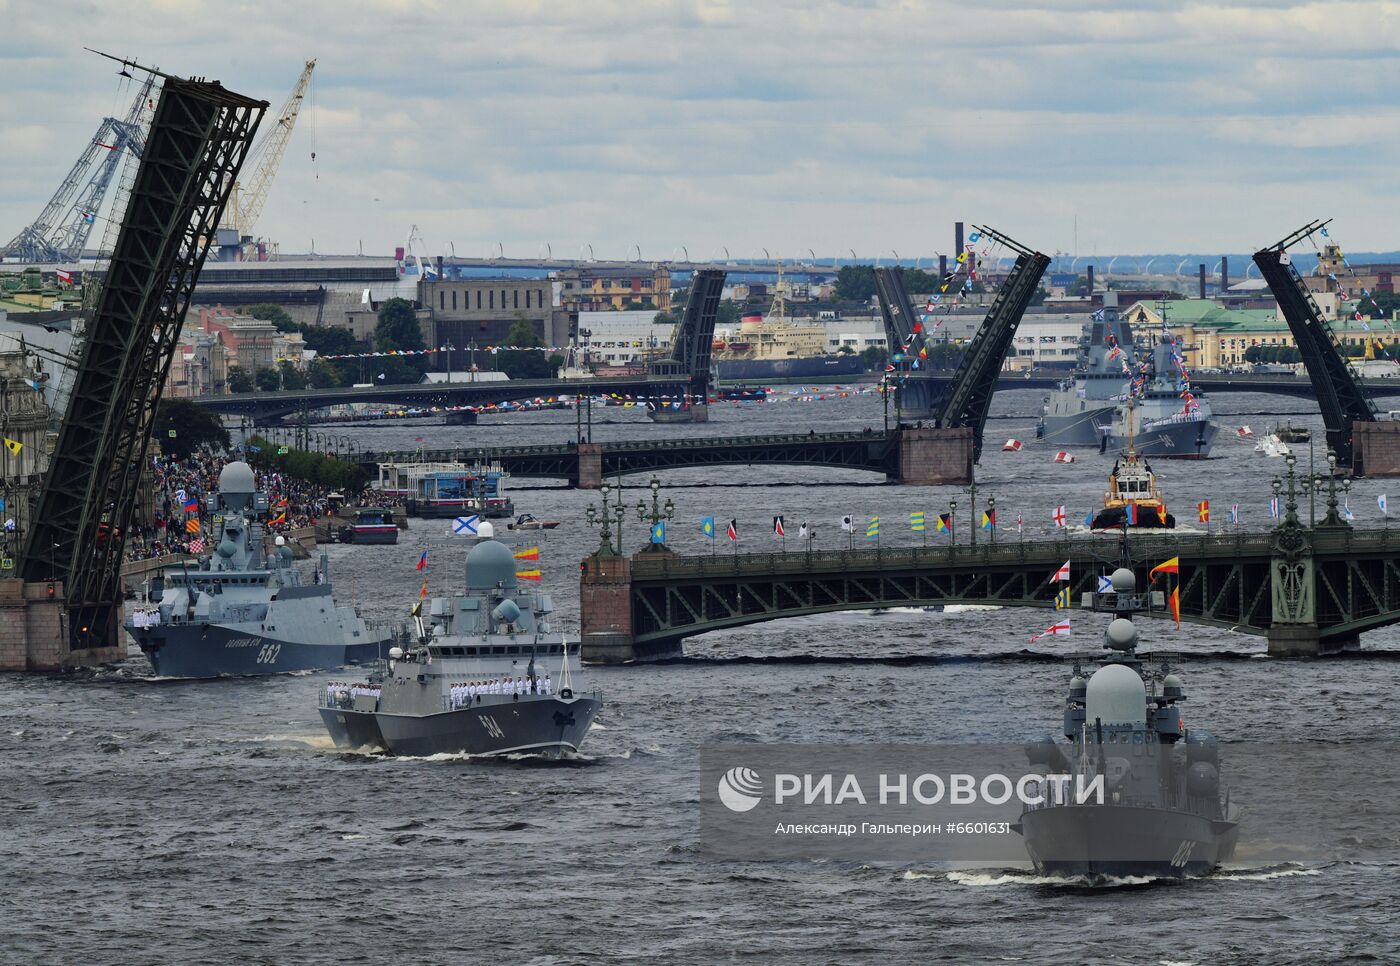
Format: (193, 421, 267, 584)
(1017, 566, 1239, 879)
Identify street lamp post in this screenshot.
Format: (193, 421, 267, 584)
(586, 482, 621, 556)
(987, 494, 996, 546)
(634, 475, 675, 552)
(949, 497, 958, 549)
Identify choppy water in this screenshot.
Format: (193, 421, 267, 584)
(3, 388, 1398, 964)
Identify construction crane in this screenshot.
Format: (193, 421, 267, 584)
(220, 58, 316, 236)
(1, 74, 155, 263)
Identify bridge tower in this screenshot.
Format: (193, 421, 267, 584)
(1253, 220, 1378, 471)
(647, 268, 725, 423)
(12, 62, 267, 668)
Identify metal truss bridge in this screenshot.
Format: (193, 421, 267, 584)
(579, 495, 1398, 662)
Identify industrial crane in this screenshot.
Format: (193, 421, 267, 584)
(1, 74, 155, 263)
(220, 58, 316, 237)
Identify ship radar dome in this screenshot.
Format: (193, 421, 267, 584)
(1085, 663, 1146, 728)
(218, 461, 256, 494)
(1110, 567, 1136, 594)
(478, 521, 495, 539)
(1104, 617, 1139, 652)
(465, 538, 517, 592)
(1162, 672, 1185, 699)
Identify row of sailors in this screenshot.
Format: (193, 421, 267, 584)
(130, 609, 164, 628)
(325, 682, 381, 705)
(451, 676, 553, 707)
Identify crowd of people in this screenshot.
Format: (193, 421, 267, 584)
(123, 451, 364, 562)
(451, 676, 553, 707)
(325, 682, 382, 706)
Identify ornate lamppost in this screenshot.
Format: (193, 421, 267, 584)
(635, 475, 675, 552)
(585, 481, 621, 556)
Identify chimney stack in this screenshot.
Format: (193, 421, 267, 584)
(1086, 265, 1094, 295)
(955, 222, 964, 255)
(1221, 256, 1229, 295)
(436, 255, 444, 279)
(1199, 264, 1206, 299)
(939, 254, 947, 278)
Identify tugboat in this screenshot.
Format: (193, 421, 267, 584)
(317, 522, 600, 757)
(1016, 568, 1240, 879)
(1091, 407, 1175, 530)
(125, 462, 395, 677)
(339, 507, 399, 545)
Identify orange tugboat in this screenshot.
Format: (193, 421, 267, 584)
(1092, 405, 1175, 530)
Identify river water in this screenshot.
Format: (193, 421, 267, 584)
(3, 387, 1397, 964)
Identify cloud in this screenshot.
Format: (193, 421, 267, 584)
(3, 0, 1400, 257)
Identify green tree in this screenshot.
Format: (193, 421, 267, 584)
(278, 360, 308, 390)
(835, 265, 877, 302)
(861, 345, 888, 370)
(307, 358, 343, 389)
(154, 398, 230, 459)
(254, 367, 281, 392)
(227, 365, 255, 393)
(716, 301, 741, 327)
(375, 298, 426, 352)
(653, 311, 677, 327)
(299, 324, 359, 356)
(1244, 345, 1263, 364)
(507, 314, 542, 347)
(244, 303, 297, 331)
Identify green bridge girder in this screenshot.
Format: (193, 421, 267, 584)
(363, 429, 903, 483)
(606, 524, 1400, 658)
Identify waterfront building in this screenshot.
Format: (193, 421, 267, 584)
(418, 276, 573, 370)
(556, 265, 672, 313)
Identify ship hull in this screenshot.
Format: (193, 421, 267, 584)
(342, 525, 399, 545)
(1105, 419, 1218, 459)
(1092, 507, 1176, 530)
(713, 355, 865, 381)
(1038, 406, 1117, 446)
(320, 695, 600, 757)
(1018, 804, 1238, 879)
(132, 623, 392, 678)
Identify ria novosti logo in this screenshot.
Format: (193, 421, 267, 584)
(717, 766, 763, 812)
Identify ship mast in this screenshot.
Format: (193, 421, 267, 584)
(765, 260, 787, 323)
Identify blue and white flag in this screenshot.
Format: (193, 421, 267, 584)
(1097, 575, 1114, 593)
(453, 515, 480, 536)
(1344, 501, 1355, 522)
(1083, 508, 1094, 527)
(1380, 494, 1388, 516)
(650, 520, 666, 544)
(175, 489, 187, 503)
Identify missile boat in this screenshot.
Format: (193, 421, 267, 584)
(1015, 567, 1239, 879)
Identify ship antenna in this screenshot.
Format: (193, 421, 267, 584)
(558, 632, 575, 694)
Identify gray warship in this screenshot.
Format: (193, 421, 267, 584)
(1036, 298, 1140, 448)
(125, 462, 394, 677)
(318, 523, 600, 757)
(1100, 335, 1218, 459)
(1016, 568, 1240, 879)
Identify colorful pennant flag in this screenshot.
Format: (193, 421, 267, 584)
(416, 550, 428, 571)
(1050, 561, 1070, 582)
(1149, 557, 1180, 581)
(1157, 505, 1169, 525)
(514, 546, 540, 560)
(183, 499, 199, 514)
(1270, 496, 1281, 520)
(773, 516, 785, 538)
(981, 510, 995, 530)
(701, 516, 715, 537)
(271, 512, 286, 525)
(937, 513, 952, 533)
(1169, 586, 1181, 628)
(3, 438, 22, 457)
(1097, 575, 1114, 593)
(419, 581, 428, 599)
(1380, 494, 1389, 516)
(911, 511, 926, 533)
(1197, 500, 1210, 523)
(866, 516, 880, 538)
(726, 519, 738, 541)
(1126, 504, 1138, 526)
(1052, 505, 1066, 528)
(1054, 587, 1072, 610)
(652, 521, 667, 543)
(453, 515, 480, 536)
(185, 519, 200, 534)
(516, 569, 542, 581)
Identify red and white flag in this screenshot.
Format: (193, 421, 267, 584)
(1049, 560, 1070, 583)
(1002, 439, 1022, 452)
(1029, 618, 1071, 643)
(55, 269, 73, 285)
(726, 518, 738, 541)
(1054, 451, 1075, 464)
(1236, 426, 1254, 438)
(772, 515, 785, 538)
(1052, 505, 1067, 528)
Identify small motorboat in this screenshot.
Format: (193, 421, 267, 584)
(508, 513, 561, 531)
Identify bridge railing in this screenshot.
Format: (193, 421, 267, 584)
(630, 525, 1400, 579)
(360, 429, 896, 465)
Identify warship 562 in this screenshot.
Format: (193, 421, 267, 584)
(1016, 568, 1239, 879)
(1036, 297, 1139, 448)
(317, 523, 600, 757)
(1100, 335, 1218, 459)
(125, 462, 394, 677)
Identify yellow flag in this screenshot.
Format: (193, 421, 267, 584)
(3, 438, 21, 456)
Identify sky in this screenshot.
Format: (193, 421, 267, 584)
(3, 0, 1400, 260)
